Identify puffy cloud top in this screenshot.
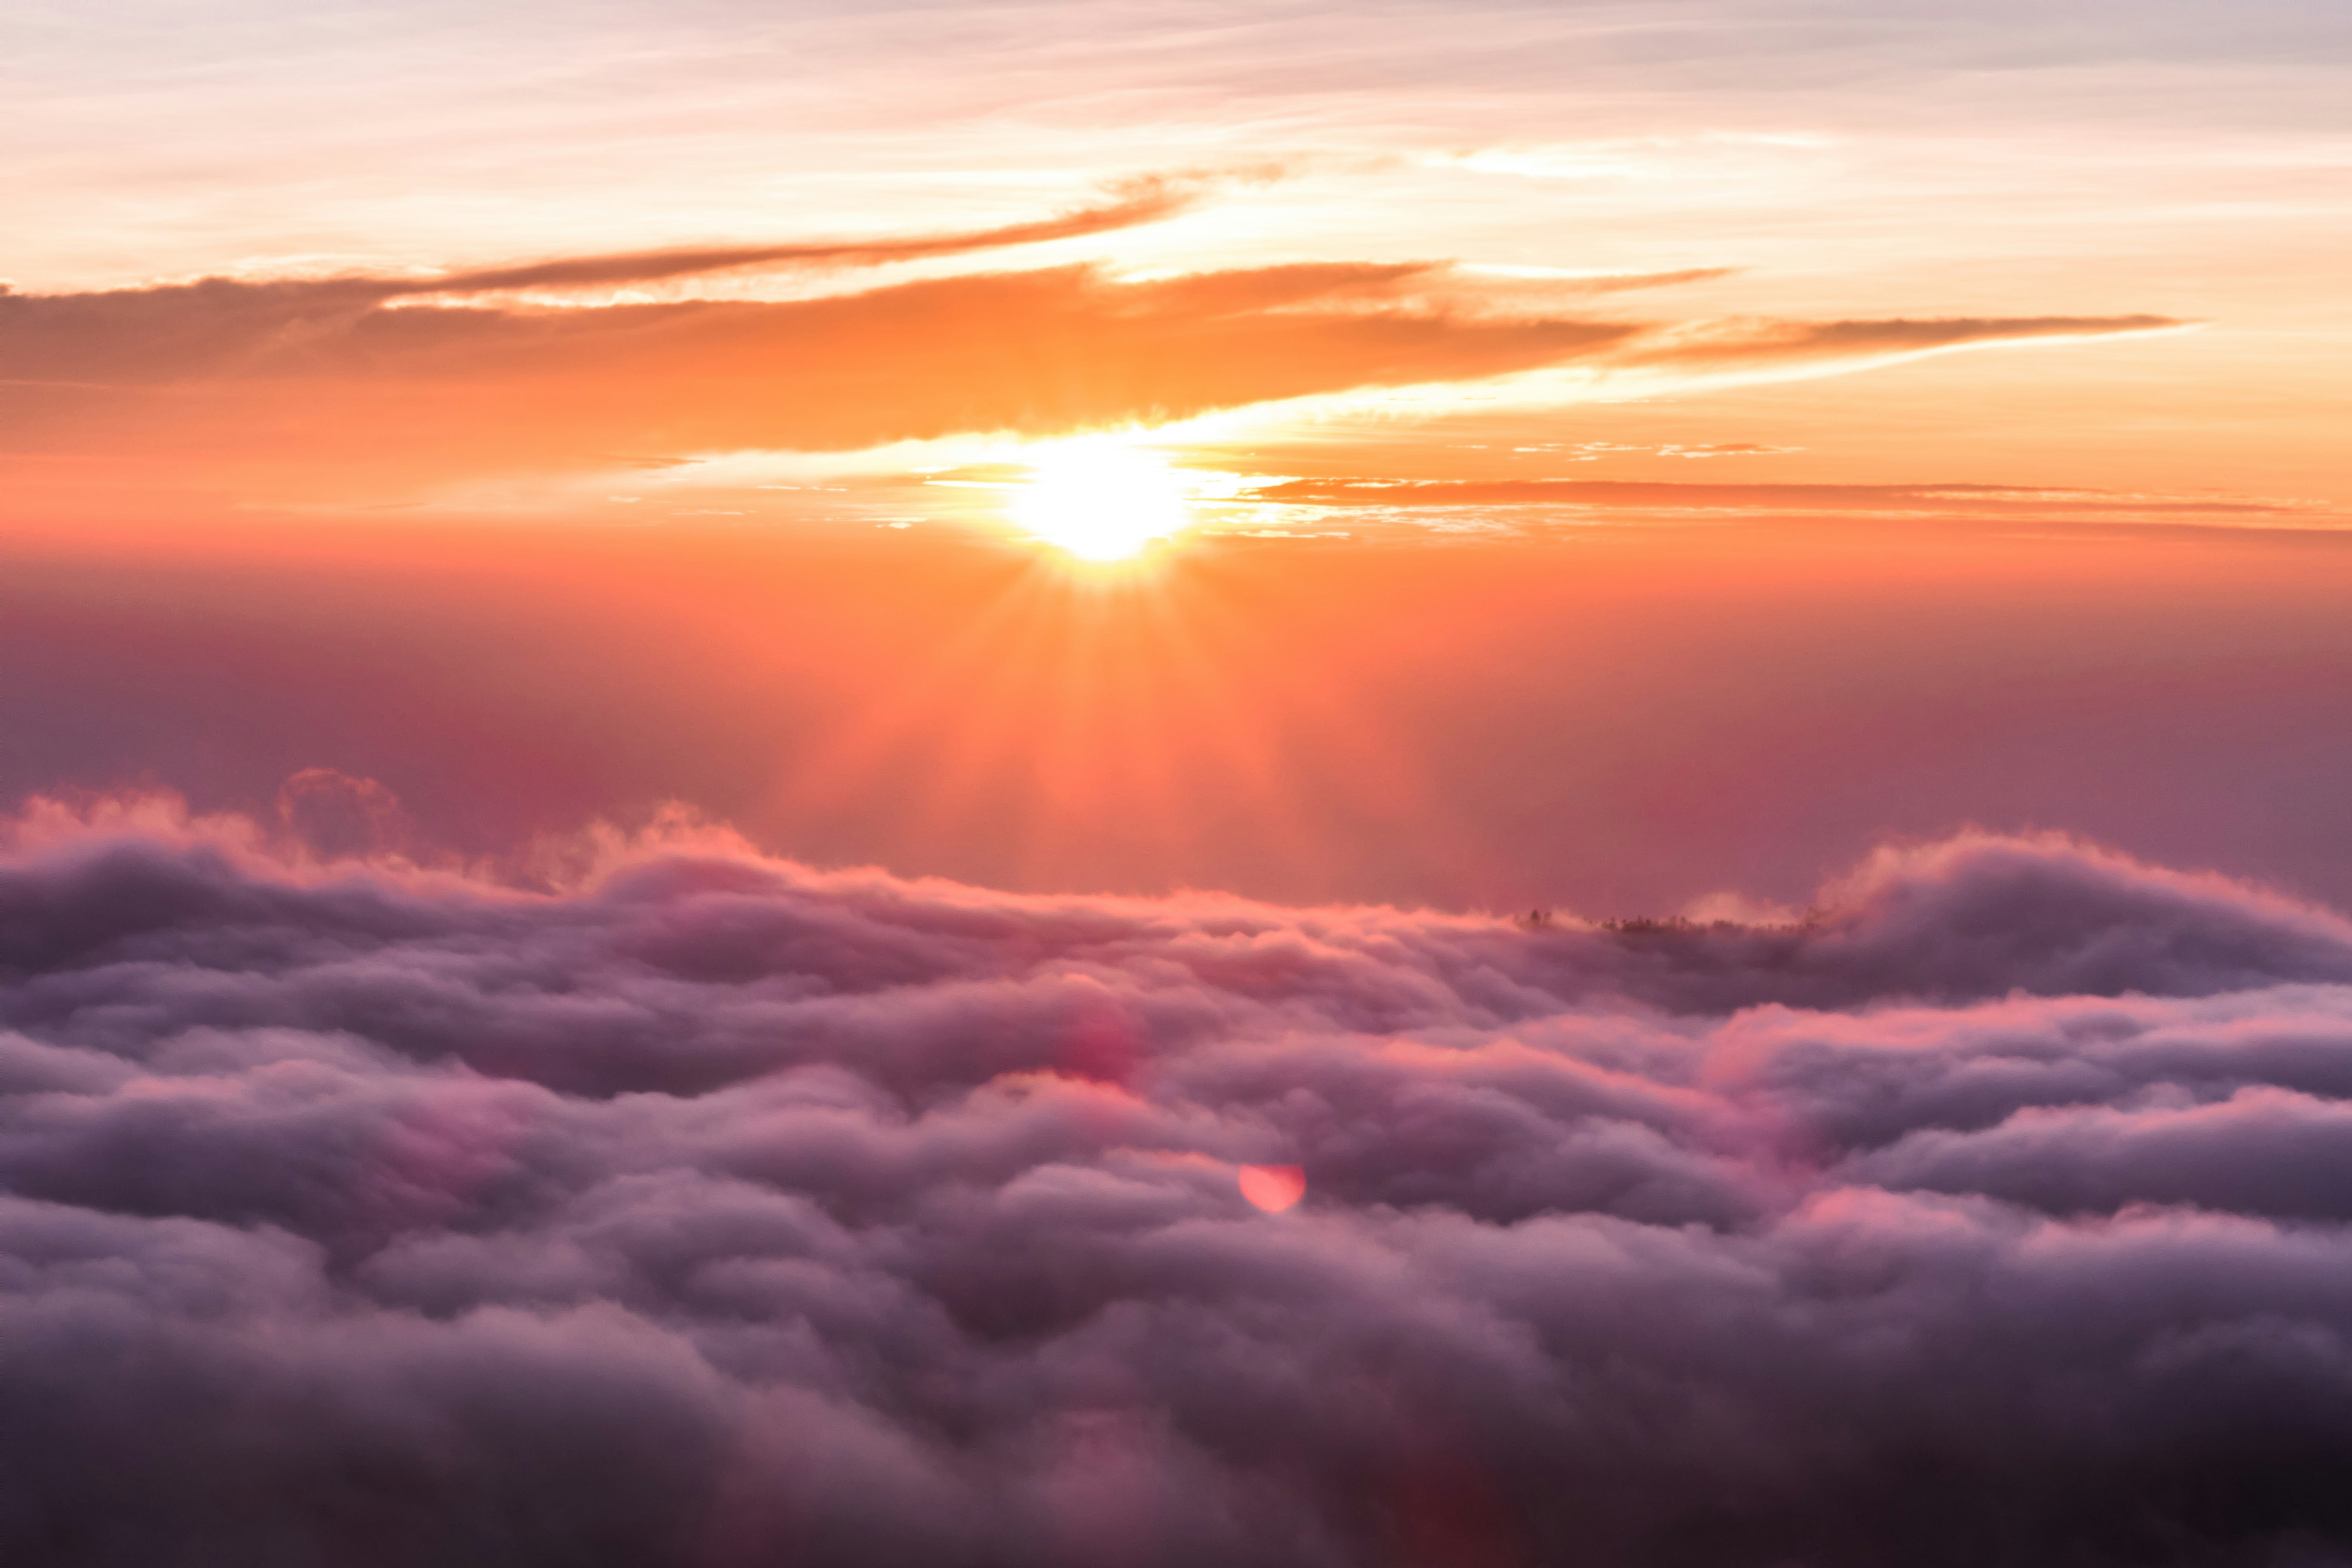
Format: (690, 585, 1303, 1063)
(7, 820, 2352, 1565)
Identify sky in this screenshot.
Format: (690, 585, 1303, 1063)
(7, 2, 2352, 1563)
(6, 0, 2351, 914)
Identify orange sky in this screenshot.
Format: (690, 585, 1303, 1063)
(5, 0, 2349, 911)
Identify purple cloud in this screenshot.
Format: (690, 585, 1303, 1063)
(6, 815, 2352, 1564)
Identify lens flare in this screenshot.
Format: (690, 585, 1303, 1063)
(1011, 436, 1189, 561)
(1238, 1164, 1307, 1213)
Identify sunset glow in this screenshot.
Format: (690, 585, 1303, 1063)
(9, 3, 2352, 1564)
(1009, 437, 1191, 560)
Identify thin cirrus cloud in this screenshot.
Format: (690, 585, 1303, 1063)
(1637, 312, 2190, 363)
(0, 181, 2180, 506)
(1234, 477, 2333, 530)
(404, 170, 1247, 295)
(7, 807, 2352, 1562)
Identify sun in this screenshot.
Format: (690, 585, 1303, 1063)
(1011, 436, 1190, 561)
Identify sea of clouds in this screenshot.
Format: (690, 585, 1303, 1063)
(8, 806, 2352, 1565)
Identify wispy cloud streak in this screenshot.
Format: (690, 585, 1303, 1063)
(403, 171, 1241, 295)
(1241, 476, 2320, 523)
(0, 224, 2178, 505)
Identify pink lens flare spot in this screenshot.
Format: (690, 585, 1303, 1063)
(1237, 1164, 1307, 1214)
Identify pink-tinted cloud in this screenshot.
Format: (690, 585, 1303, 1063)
(6, 815, 2352, 1562)
(0, 211, 2178, 506)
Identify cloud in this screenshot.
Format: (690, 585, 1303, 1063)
(1238, 476, 2322, 527)
(1559, 266, 1741, 293)
(0, 261, 1637, 494)
(1642, 313, 2190, 364)
(1453, 264, 1744, 298)
(0, 173, 1242, 387)
(407, 170, 1246, 296)
(0, 201, 2181, 508)
(7, 811, 2352, 1562)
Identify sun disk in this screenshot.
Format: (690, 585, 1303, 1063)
(1011, 437, 1190, 561)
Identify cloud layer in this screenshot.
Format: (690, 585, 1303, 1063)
(0, 181, 2177, 508)
(8, 813, 2352, 1564)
